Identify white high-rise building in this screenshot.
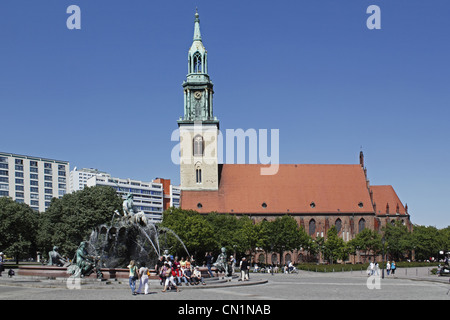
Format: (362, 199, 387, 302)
(0, 151, 70, 212)
(69, 167, 110, 193)
(86, 175, 165, 222)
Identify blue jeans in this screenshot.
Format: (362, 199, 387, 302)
(207, 264, 213, 277)
(129, 276, 136, 294)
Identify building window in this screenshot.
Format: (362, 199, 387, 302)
(358, 218, 366, 233)
(193, 135, 204, 156)
(335, 218, 342, 233)
(30, 161, 38, 167)
(196, 168, 202, 184)
(309, 219, 316, 236)
(262, 202, 267, 208)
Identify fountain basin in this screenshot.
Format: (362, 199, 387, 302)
(18, 265, 218, 280)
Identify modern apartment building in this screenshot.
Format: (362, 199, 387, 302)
(69, 167, 111, 193)
(0, 151, 70, 212)
(86, 175, 179, 222)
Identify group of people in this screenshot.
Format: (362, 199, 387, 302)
(156, 255, 206, 292)
(368, 260, 396, 276)
(126, 255, 207, 296)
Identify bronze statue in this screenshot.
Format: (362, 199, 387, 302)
(68, 242, 103, 279)
(47, 246, 67, 267)
(213, 247, 229, 277)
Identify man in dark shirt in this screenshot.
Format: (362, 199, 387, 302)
(205, 252, 214, 277)
(240, 257, 249, 281)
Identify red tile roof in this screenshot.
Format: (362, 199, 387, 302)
(370, 185, 407, 216)
(181, 164, 377, 214)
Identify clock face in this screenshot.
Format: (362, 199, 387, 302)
(194, 91, 202, 100)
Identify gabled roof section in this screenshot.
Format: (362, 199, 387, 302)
(370, 185, 407, 216)
(181, 164, 374, 215)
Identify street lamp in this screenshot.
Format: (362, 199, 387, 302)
(381, 236, 386, 279)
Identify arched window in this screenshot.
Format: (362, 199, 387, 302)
(193, 135, 203, 156)
(193, 52, 202, 73)
(335, 218, 342, 234)
(358, 218, 365, 233)
(309, 219, 316, 236)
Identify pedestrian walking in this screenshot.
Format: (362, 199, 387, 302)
(127, 260, 139, 295)
(386, 261, 391, 276)
(0, 252, 4, 277)
(239, 257, 249, 281)
(391, 261, 396, 275)
(205, 252, 214, 278)
(137, 262, 149, 295)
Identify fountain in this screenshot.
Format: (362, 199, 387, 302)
(86, 218, 190, 270)
(19, 193, 190, 280)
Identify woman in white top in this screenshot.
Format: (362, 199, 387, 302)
(137, 262, 149, 295)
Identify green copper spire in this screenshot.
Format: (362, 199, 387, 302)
(193, 8, 202, 41)
(178, 9, 218, 124)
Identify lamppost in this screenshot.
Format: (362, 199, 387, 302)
(381, 236, 386, 279)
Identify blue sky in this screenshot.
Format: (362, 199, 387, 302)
(1, 1, 449, 228)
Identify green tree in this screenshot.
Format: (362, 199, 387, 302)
(383, 221, 412, 261)
(323, 226, 345, 264)
(234, 215, 259, 258)
(263, 215, 301, 266)
(37, 185, 122, 258)
(411, 225, 441, 261)
(161, 208, 216, 259)
(0, 197, 38, 264)
(348, 228, 382, 262)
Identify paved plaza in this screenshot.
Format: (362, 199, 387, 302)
(0, 267, 448, 301)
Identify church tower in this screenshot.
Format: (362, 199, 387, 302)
(178, 10, 219, 191)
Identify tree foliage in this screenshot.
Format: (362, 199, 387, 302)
(37, 185, 122, 258)
(0, 197, 38, 263)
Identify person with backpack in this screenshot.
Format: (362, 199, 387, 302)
(391, 261, 396, 275)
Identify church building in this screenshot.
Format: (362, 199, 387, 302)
(177, 11, 412, 263)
